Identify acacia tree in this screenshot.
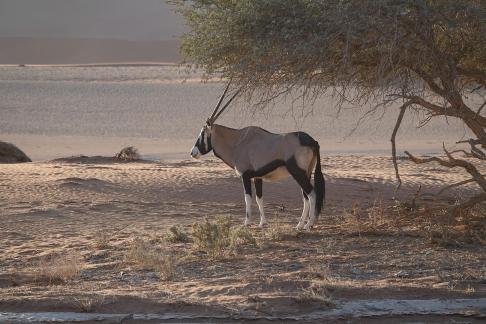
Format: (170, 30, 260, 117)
(173, 0, 486, 210)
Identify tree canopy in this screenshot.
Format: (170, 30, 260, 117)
(173, 0, 486, 208)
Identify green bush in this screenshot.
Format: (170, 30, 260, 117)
(192, 216, 256, 258)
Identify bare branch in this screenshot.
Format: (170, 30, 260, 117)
(437, 178, 476, 195)
(391, 100, 414, 190)
(405, 146, 486, 192)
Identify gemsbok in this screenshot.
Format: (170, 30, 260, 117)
(190, 83, 325, 230)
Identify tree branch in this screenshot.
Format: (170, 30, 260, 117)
(391, 100, 414, 190)
(405, 145, 486, 192)
(437, 178, 476, 195)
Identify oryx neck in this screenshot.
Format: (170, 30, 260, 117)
(211, 124, 239, 168)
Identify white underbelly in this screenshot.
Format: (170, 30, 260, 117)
(262, 166, 290, 182)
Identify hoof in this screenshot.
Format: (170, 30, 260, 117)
(303, 224, 312, 231)
(295, 223, 304, 230)
(258, 222, 267, 228)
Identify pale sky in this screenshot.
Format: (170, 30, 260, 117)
(0, 0, 186, 41)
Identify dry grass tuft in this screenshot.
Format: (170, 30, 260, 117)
(33, 253, 82, 285)
(93, 230, 111, 249)
(125, 237, 178, 281)
(421, 204, 486, 246)
(70, 293, 107, 312)
(296, 284, 335, 307)
(264, 221, 296, 241)
(164, 225, 190, 243)
(192, 216, 256, 258)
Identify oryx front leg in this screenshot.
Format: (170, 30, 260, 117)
(254, 178, 266, 227)
(242, 174, 252, 226)
(296, 190, 309, 230)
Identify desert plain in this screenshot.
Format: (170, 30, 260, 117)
(0, 65, 485, 322)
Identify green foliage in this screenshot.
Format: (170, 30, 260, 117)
(192, 216, 256, 258)
(172, 0, 486, 100)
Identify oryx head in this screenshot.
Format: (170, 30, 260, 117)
(190, 81, 241, 159)
(190, 123, 212, 159)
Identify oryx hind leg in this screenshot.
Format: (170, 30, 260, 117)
(254, 178, 266, 227)
(286, 157, 315, 230)
(242, 173, 252, 226)
(296, 190, 310, 230)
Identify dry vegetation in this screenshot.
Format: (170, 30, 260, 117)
(124, 237, 178, 281)
(32, 253, 82, 285)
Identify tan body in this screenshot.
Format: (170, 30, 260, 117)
(211, 125, 316, 181)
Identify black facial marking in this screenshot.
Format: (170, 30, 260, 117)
(194, 127, 212, 155)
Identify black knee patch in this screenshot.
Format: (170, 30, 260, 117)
(302, 189, 308, 200)
(242, 174, 252, 196)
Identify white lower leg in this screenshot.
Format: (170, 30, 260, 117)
(296, 197, 310, 229)
(304, 190, 316, 230)
(244, 194, 252, 226)
(256, 196, 266, 226)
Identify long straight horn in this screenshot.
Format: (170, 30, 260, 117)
(209, 81, 231, 124)
(212, 87, 242, 122)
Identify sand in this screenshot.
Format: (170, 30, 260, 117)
(1, 65, 485, 321)
(1, 155, 484, 321)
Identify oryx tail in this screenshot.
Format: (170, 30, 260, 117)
(313, 143, 325, 219)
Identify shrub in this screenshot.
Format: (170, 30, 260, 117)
(115, 146, 140, 161)
(192, 216, 256, 258)
(164, 225, 190, 243)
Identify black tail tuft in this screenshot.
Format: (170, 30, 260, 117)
(313, 144, 325, 220)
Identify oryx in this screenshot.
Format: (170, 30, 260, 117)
(190, 83, 325, 230)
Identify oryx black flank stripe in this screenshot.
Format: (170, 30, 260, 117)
(242, 159, 286, 179)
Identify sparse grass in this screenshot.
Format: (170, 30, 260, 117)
(93, 230, 111, 249)
(263, 218, 296, 241)
(296, 284, 335, 307)
(70, 293, 107, 312)
(306, 262, 332, 281)
(164, 225, 190, 243)
(33, 253, 82, 285)
(115, 146, 140, 161)
(192, 216, 256, 258)
(125, 237, 178, 281)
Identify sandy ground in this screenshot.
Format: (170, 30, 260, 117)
(0, 155, 485, 322)
(1, 65, 485, 321)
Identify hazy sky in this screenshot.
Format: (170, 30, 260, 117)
(0, 0, 186, 41)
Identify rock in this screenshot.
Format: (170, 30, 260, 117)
(0, 141, 31, 163)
